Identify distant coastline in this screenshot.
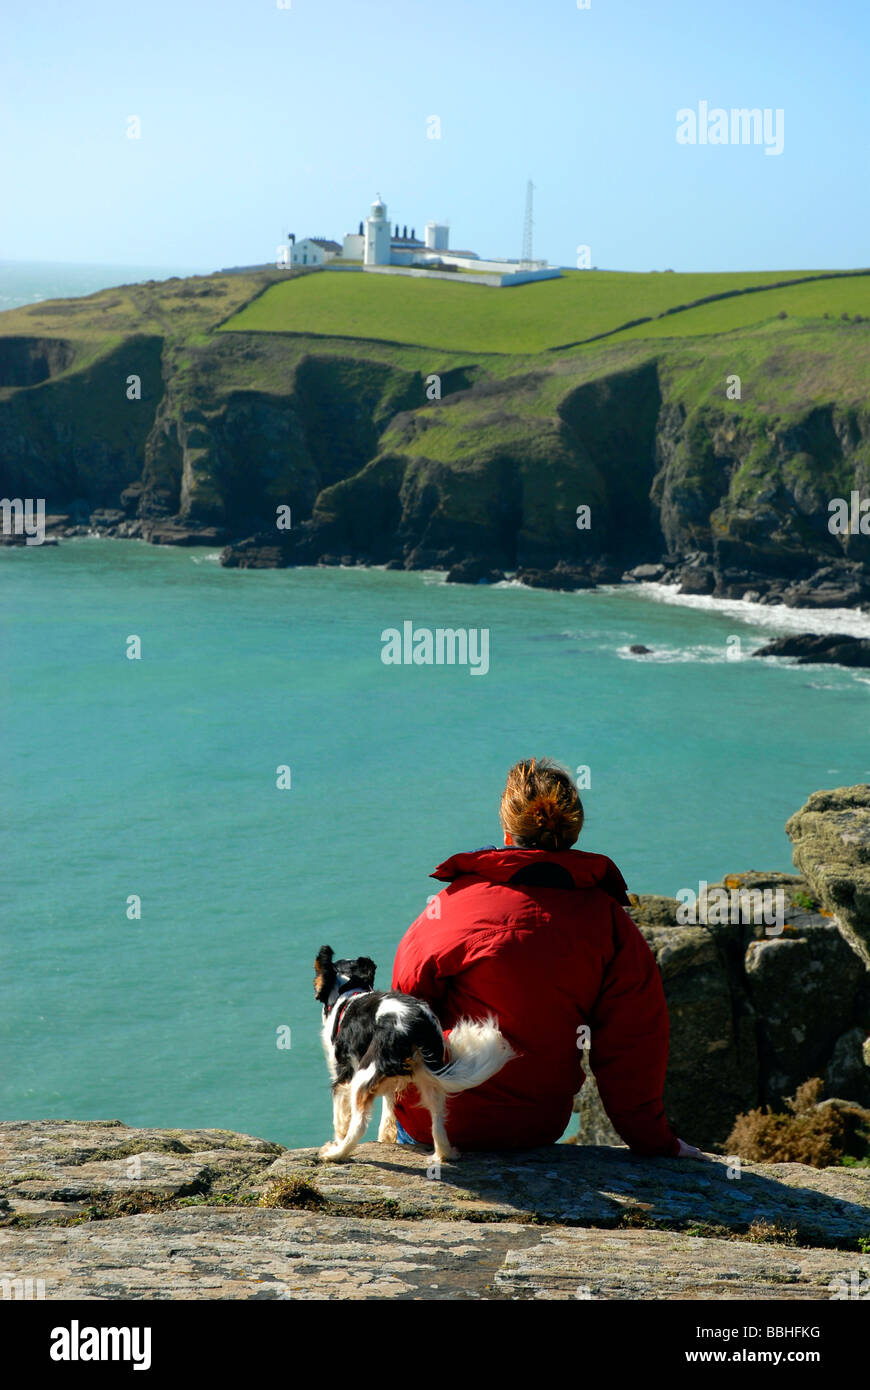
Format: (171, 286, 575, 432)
(2, 266, 869, 673)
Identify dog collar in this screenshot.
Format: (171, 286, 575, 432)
(325, 988, 368, 1042)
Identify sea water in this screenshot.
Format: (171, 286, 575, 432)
(2, 539, 868, 1146)
(0, 260, 211, 311)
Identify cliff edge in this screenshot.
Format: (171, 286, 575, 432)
(1, 1121, 868, 1300)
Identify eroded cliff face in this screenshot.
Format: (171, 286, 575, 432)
(250, 358, 870, 595)
(0, 335, 164, 509)
(654, 402, 870, 579)
(1, 319, 869, 605)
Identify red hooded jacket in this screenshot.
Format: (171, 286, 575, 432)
(391, 846, 680, 1156)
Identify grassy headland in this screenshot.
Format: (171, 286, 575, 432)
(1, 264, 868, 589)
(219, 266, 870, 354)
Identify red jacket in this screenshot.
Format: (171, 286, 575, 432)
(392, 847, 680, 1156)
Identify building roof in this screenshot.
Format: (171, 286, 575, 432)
(309, 238, 342, 252)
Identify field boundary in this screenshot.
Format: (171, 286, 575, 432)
(547, 268, 870, 352)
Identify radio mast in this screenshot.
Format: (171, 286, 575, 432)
(520, 180, 535, 269)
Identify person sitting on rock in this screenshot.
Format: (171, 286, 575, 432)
(391, 756, 704, 1159)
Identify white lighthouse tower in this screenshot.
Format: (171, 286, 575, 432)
(364, 194, 391, 266)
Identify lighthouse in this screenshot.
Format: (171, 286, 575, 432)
(364, 194, 391, 266)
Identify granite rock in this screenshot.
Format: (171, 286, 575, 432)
(1, 1125, 868, 1300)
(786, 785, 870, 970)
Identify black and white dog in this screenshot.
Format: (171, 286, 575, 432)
(314, 945, 514, 1164)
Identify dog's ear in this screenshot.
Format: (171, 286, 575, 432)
(314, 945, 336, 1003)
(354, 956, 377, 989)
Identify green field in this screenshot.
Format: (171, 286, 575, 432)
(616, 273, 870, 342)
(219, 267, 867, 355)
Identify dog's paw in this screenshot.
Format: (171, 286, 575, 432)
(432, 1146, 460, 1163)
(378, 1118, 398, 1144)
(318, 1142, 343, 1161)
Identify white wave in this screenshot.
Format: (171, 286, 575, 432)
(189, 552, 221, 564)
(622, 581, 870, 639)
(617, 642, 743, 664)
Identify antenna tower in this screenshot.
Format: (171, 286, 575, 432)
(520, 180, 535, 269)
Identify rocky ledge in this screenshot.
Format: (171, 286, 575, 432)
(753, 633, 870, 669)
(1, 1121, 868, 1300)
(566, 786, 870, 1155)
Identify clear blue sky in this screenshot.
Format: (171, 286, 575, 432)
(2, 0, 867, 273)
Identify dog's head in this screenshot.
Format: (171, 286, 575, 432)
(313, 945, 377, 1005)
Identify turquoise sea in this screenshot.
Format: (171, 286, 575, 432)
(3, 538, 869, 1147)
(0, 259, 212, 311)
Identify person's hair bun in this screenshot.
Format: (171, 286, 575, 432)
(500, 758, 583, 851)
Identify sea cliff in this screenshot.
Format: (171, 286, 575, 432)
(1, 269, 869, 623)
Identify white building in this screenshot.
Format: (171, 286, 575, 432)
(342, 230, 365, 260)
(289, 236, 341, 267)
(363, 195, 392, 265)
(285, 195, 561, 286)
(354, 195, 551, 276)
(425, 222, 449, 252)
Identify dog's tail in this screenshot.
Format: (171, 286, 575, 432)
(423, 1016, 515, 1094)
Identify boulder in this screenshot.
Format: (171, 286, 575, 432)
(142, 520, 229, 547)
(219, 532, 294, 568)
(786, 785, 870, 969)
(612, 873, 868, 1136)
(445, 557, 506, 585)
(781, 564, 870, 611)
(743, 927, 864, 1107)
(624, 563, 666, 582)
(516, 565, 596, 592)
(679, 566, 716, 595)
(825, 1028, 870, 1108)
(753, 634, 870, 668)
(631, 912, 758, 1148)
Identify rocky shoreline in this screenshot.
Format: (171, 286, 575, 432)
(11, 509, 870, 617)
(8, 514, 870, 670)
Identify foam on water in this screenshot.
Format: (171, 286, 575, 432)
(631, 581, 870, 640)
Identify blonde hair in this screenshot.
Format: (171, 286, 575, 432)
(499, 757, 584, 852)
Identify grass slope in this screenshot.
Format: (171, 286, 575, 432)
(219, 267, 865, 354)
(616, 274, 870, 342)
(0, 269, 285, 380)
(2, 266, 867, 463)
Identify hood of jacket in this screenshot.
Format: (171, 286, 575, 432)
(430, 847, 630, 905)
